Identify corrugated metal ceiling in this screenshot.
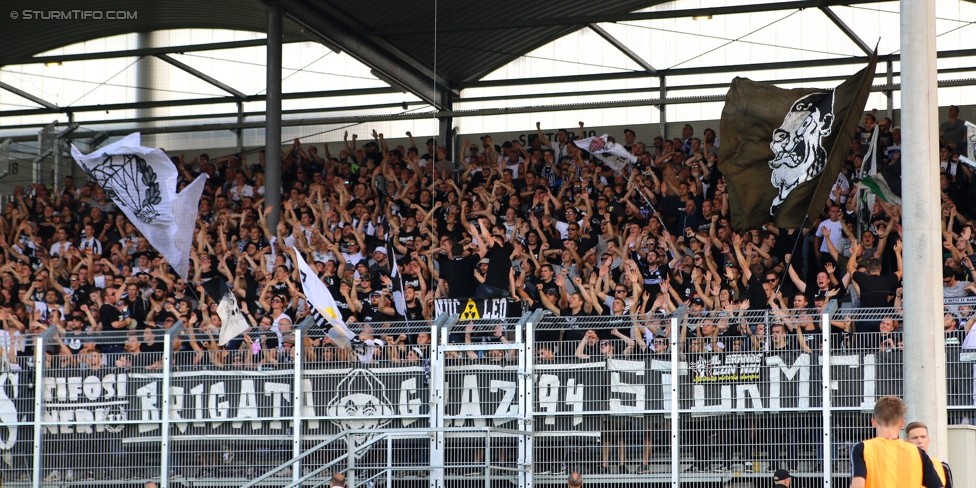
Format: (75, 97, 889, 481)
(0, 0, 666, 85)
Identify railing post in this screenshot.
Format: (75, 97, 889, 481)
(821, 301, 838, 488)
(669, 305, 687, 488)
(347, 436, 356, 488)
(161, 324, 183, 488)
(518, 310, 541, 488)
(32, 326, 56, 488)
(292, 317, 312, 484)
(429, 314, 455, 488)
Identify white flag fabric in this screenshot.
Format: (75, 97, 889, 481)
(200, 279, 249, 346)
(71, 133, 207, 280)
(573, 134, 637, 172)
(960, 121, 976, 167)
(293, 250, 356, 348)
(216, 289, 249, 346)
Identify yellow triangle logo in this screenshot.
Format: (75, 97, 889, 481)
(459, 299, 481, 320)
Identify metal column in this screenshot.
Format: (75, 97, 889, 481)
(900, 0, 949, 461)
(821, 300, 838, 487)
(429, 313, 455, 488)
(265, 1, 284, 231)
(236, 101, 245, 155)
(669, 305, 686, 488)
(659, 76, 667, 139)
(31, 326, 57, 488)
(520, 310, 542, 488)
(886, 61, 895, 124)
(437, 93, 454, 170)
(291, 318, 309, 484)
(161, 324, 183, 488)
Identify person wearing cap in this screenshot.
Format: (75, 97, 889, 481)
(360, 288, 396, 325)
(368, 246, 392, 286)
(906, 422, 953, 488)
(850, 396, 943, 488)
(772, 468, 791, 486)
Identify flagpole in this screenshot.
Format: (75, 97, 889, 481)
(900, 0, 948, 461)
(625, 166, 666, 229)
(388, 240, 410, 329)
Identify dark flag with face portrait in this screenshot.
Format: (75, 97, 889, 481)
(718, 53, 877, 231)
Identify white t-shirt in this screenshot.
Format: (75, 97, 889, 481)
(830, 173, 850, 204)
(49, 241, 72, 256)
(815, 219, 843, 253)
(229, 184, 255, 201)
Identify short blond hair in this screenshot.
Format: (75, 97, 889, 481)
(873, 396, 907, 427)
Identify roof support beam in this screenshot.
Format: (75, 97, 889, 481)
(819, 6, 875, 55)
(0, 81, 58, 110)
(0, 87, 397, 117)
(1, 36, 308, 67)
(377, 0, 893, 35)
(460, 47, 976, 89)
(154, 54, 248, 99)
(272, 0, 454, 109)
(588, 24, 657, 75)
(6, 76, 976, 143)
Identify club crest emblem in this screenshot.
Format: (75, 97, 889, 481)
(326, 369, 394, 457)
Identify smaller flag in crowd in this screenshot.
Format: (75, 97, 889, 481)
(200, 279, 249, 346)
(573, 134, 637, 172)
(293, 250, 356, 348)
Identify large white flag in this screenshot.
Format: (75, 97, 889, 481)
(71, 133, 206, 280)
(293, 250, 356, 348)
(573, 134, 637, 172)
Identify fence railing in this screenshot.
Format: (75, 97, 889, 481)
(1, 305, 973, 487)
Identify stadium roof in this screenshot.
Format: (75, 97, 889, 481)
(1, 0, 975, 144)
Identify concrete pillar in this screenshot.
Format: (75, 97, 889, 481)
(886, 61, 895, 124)
(900, 0, 948, 460)
(437, 92, 454, 172)
(265, 2, 283, 231)
(136, 32, 158, 148)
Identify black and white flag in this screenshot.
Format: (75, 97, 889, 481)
(200, 279, 249, 346)
(293, 250, 356, 348)
(71, 133, 206, 280)
(960, 121, 976, 168)
(388, 245, 408, 319)
(573, 134, 636, 172)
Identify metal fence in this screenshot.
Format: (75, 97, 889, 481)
(1, 306, 974, 487)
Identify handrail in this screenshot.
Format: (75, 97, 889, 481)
(242, 426, 528, 488)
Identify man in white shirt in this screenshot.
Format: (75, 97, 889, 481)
(49, 228, 73, 256)
(814, 204, 844, 264)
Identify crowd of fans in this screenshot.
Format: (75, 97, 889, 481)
(0, 108, 975, 374)
(2, 109, 976, 483)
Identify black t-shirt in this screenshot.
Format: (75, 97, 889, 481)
(99, 303, 122, 331)
(852, 272, 900, 308)
(484, 242, 514, 290)
(560, 307, 591, 343)
(438, 255, 481, 298)
(746, 276, 770, 311)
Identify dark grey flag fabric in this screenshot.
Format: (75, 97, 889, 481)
(718, 53, 877, 231)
